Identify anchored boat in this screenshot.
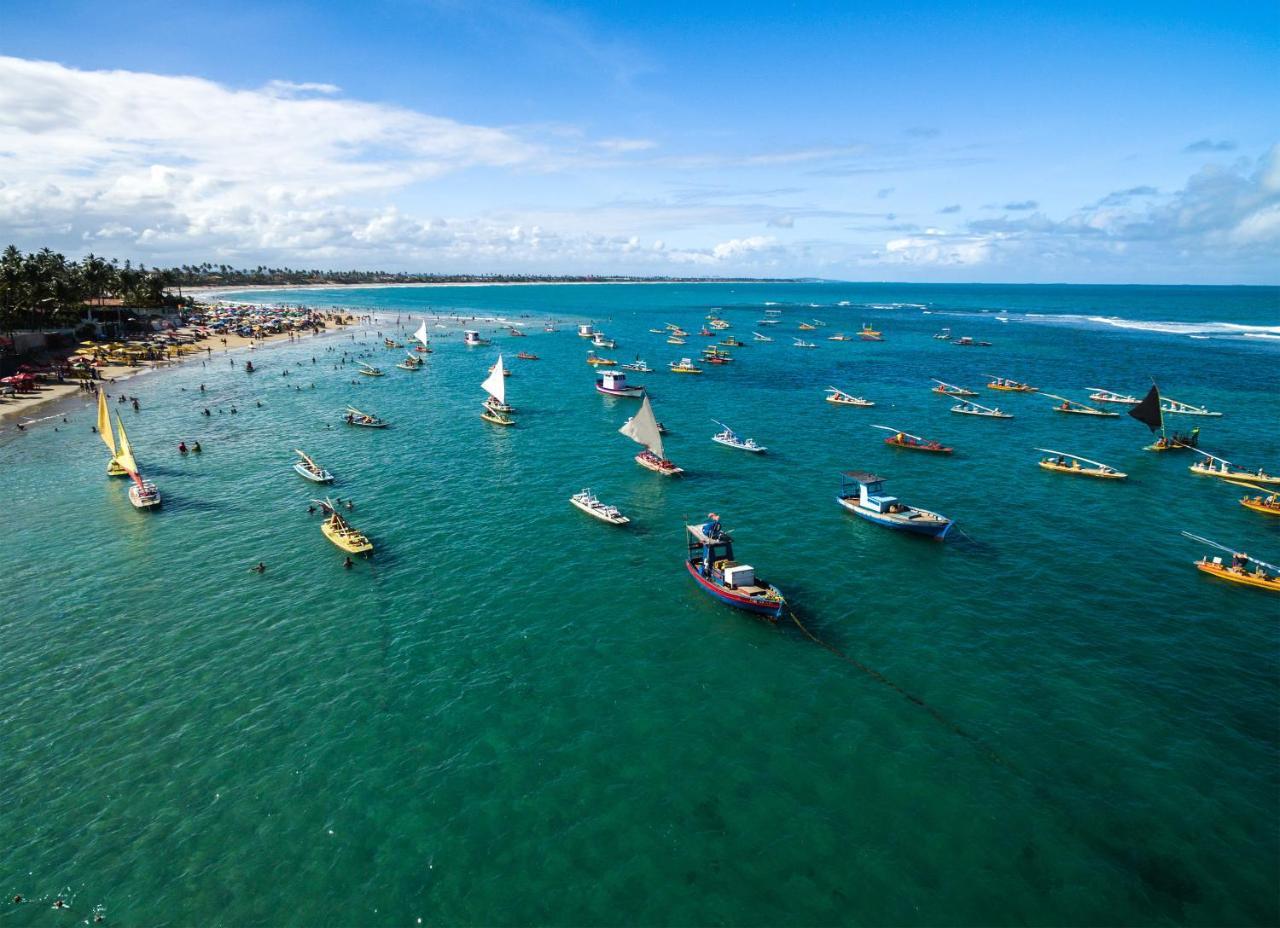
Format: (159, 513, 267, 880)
(412, 320, 432, 352)
(294, 449, 334, 483)
(826, 387, 874, 407)
(577, 324, 596, 338)
(931, 378, 978, 398)
(358, 363, 384, 377)
(318, 499, 373, 554)
(1087, 387, 1139, 405)
(837, 471, 953, 539)
(481, 353, 515, 424)
(872, 424, 953, 454)
(986, 375, 1037, 392)
(792, 338, 818, 349)
(859, 324, 883, 341)
(951, 400, 1012, 418)
(620, 394, 682, 475)
(591, 332, 617, 349)
(1043, 393, 1120, 417)
(345, 406, 388, 428)
(1181, 532, 1279, 593)
(1036, 448, 1126, 479)
(516, 351, 539, 361)
(669, 358, 703, 374)
(464, 329, 491, 346)
(685, 516, 786, 620)
(586, 351, 617, 367)
(596, 369, 646, 398)
(622, 357, 651, 372)
(1162, 396, 1222, 417)
(570, 489, 630, 525)
(711, 420, 766, 453)
(752, 332, 773, 342)
(1188, 450, 1280, 485)
(1226, 481, 1280, 517)
(396, 353, 423, 371)
(114, 414, 161, 510)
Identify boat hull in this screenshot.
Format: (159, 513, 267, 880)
(570, 497, 630, 524)
(636, 452, 682, 475)
(711, 436, 765, 453)
(294, 462, 334, 483)
(128, 486, 162, 510)
(1038, 461, 1126, 479)
(595, 383, 645, 397)
(884, 438, 952, 454)
(481, 410, 515, 426)
(321, 522, 373, 554)
(837, 496, 952, 539)
(1196, 562, 1279, 592)
(686, 561, 785, 620)
(1241, 499, 1280, 517)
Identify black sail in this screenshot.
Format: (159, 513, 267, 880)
(1128, 385, 1163, 432)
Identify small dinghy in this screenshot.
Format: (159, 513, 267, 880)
(570, 489, 630, 525)
(931, 378, 978, 398)
(872, 425, 952, 454)
(950, 400, 1012, 418)
(1036, 448, 1126, 479)
(345, 406, 388, 428)
(711, 420, 766, 453)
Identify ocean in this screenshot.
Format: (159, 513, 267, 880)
(2, 282, 1277, 926)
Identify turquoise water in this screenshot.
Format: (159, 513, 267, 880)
(2, 282, 1278, 926)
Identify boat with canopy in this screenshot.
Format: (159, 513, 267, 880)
(481, 353, 515, 424)
(752, 332, 773, 342)
(1225, 481, 1280, 517)
(720, 336, 745, 347)
(701, 346, 733, 364)
(570, 489, 630, 525)
(1087, 387, 1138, 405)
(317, 499, 373, 554)
(114, 414, 161, 509)
(872, 425, 952, 454)
(950, 399, 1012, 418)
(826, 387, 873, 407)
(711, 420, 766, 453)
(620, 394, 682, 475)
(931, 378, 978, 398)
(1036, 448, 1127, 479)
(669, 358, 703, 374)
(622, 357, 651, 372)
(97, 390, 127, 476)
(516, 351, 539, 360)
(344, 406, 388, 428)
(1042, 393, 1120, 417)
(837, 472, 953, 539)
(585, 351, 617, 366)
(293, 449, 334, 483)
(1188, 449, 1280, 485)
(986, 375, 1038, 392)
(396, 353, 423, 370)
(1181, 532, 1279, 593)
(685, 516, 786, 620)
(1162, 396, 1222, 417)
(596, 370, 645, 398)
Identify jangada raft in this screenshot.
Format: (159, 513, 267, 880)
(837, 472, 953, 539)
(1181, 532, 1279, 593)
(950, 399, 1012, 418)
(1042, 393, 1120, 417)
(620, 394, 682, 475)
(344, 406, 387, 428)
(826, 386, 874, 407)
(1036, 448, 1127, 479)
(596, 369, 646, 398)
(1187, 450, 1280, 486)
(317, 499, 373, 554)
(931, 378, 978, 398)
(1225, 481, 1280, 517)
(1087, 387, 1139, 405)
(985, 375, 1038, 392)
(872, 424, 952, 454)
(293, 449, 334, 483)
(685, 517, 786, 620)
(481, 352, 515, 425)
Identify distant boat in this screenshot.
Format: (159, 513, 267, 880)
(620, 394, 682, 475)
(667, 336, 687, 345)
(1188, 451, 1280, 486)
(570, 489, 630, 525)
(396, 353, 423, 371)
(792, 338, 817, 349)
(358, 363, 384, 377)
(798, 322, 816, 331)
(578, 324, 596, 338)
(933, 328, 952, 340)
(950, 400, 1012, 418)
(986, 375, 1037, 392)
(669, 358, 703, 374)
(711, 420, 766, 453)
(596, 369, 645, 398)
(931, 378, 978, 398)
(115, 414, 161, 510)
(592, 332, 617, 349)
(685, 516, 786, 620)
(516, 351, 539, 360)
(464, 329, 490, 346)
(481, 352, 515, 424)
(859, 323, 883, 341)
(294, 449, 334, 483)
(412, 321, 432, 352)
(826, 387, 873, 407)
(622, 357, 651, 372)
(1087, 387, 1138, 405)
(827, 333, 854, 341)
(872, 425, 952, 454)
(97, 389, 127, 476)
(1182, 532, 1280, 593)
(752, 332, 773, 342)
(1162, 396, 1222, 417)
(586, 351, 617, 367)
(345, 406, 388, 428)
(837, 471, 953, 539)
(952, 336, 991, 347)
(1042, 393, 1118, 417)
(1037, 448, 1127, 479)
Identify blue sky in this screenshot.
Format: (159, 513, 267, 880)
(1, 0, 1277, 282)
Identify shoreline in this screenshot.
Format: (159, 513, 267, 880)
(188, 279, 779, 298)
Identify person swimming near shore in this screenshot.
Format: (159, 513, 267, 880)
(343, 556, 354, 569)
(178, 441, 188, 453)
(250, 562, 266, 573)
(191, 442, 201, 453)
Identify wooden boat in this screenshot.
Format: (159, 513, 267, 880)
(700, 347, 733, 364)
(396, 354, 423, 371)
(699, 327, 714, 337)
(1225, 481, 1280, 517)
(481, 353, 516, 419)
(591, 333, 617, 349)
(986, 375, 1037, 392)
(480, 407, 515, 426)
(752, 332, 773, 342)
(358, 364, 385, 377)
(826, 387, 873, 407)
(622, 358, 651, 372)
(585, 352, 617, 367)
(711, 420, 766, 453)
(1162, 396, 1222, 417)
(384, 338, 403, 348)
(1036, 448, 1127, 479)
(1145, 427, 1199, 452)
(827, 333, 853, 341)
(931, 379, 978, 398)
(319, 502, 373, 554)
(669, 358, 703, 374)
(1043, 393, 1120, 417)
(648, 328, 665, 334)
(570, 489, 630, 525)
(666, 325, 689, 337)
(720, 336, 745, 347)
(97, 390, 128, 476)
(293, 449, 334, 483)
(620, 395, 682, 475)
(1188, 452, 1280, 485)
(666, 336, 687, 345)
(792, 338, 817, 349)
(596, 370, 645, 398)
(1087, 387, 1139, 405)
(344, 406, 387, 428)
(952, 336, 991, 347)
(708, 319, 730, 330)
(516, 352, 539, 360)
(1182, 532, 1279, 593)
(859, 324, 882, 341)
(950, 400, 1012, 418)
(810, 319, 826, 327)
(685, 517, 786, 620)
(114, 414, 162, 510)
(872, 425, 952, 454)
(837, 472, 953, 539)
(797, 322, 816, 331)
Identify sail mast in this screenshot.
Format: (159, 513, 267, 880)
(619, 395, 664, 457)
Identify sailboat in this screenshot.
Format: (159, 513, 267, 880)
(1188, 449, 1280, 485)
(412, 320, 432, 352)
(294, 449, 334, 483)
(1129, 383, 1204, 452)
(1181, 532, 1279, 593)
(481, 352, 515, 425)
(1042, 393, 1120, 417)
(396, 353, 423, 370)
(98, 390, 127, 476)
(1036, 448, 1127, 479)
(620, 395, 682, 475)
(825, 387, 874, 407)
(931, 378, 978, 398)
(1161, 395, 1223, 417)
(114, 414, 161, 509)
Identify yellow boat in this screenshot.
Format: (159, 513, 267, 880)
(1182, 532, 1280, 593)
(1036, 449, 1126, 479)
(1226, 481, 1280, 517)
(586, 353, 617, 367)
(1190, 455, 1280, 486)
(987, 377, 1037, 392)
(320, 508, 373, 553)
(798, 322, 816, 331)
(669, 358, 703, 374)
(480, 407, 515, 426)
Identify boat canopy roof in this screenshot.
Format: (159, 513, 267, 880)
(686, 523, 731, 545)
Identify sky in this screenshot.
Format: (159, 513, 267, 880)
(0, 0, 1277, 283)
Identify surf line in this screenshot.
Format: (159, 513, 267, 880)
(786, 608, 1015, 772)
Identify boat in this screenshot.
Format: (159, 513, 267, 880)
(97, 390, 128, 476)
(756, 318, 780, 326)
(931, 379, 978, 398)
(700, 347, 733, 364)
(1036, 448, 1127, 479)
(872, 425, 952, 454)
(827, 333, 854, 341)
(1181, 532, 1279, 593)
(669, 358, 703, 374)
(950, 400, 1012, 418)
(344, 406, 388, 428)
(596, 369, 646, 398)
(859, 324, 883, 341)
(1087, 387, 1139, 405)
(952, 336, 991, 347)
(293, 449, 334, 483)
(752, 332, 773, 342)
(825, 387, 874, 407)
(481, 353, 516, 422)
(1188, 450, 1280, 485)
(412, 321, 432, 352)
(544, 324, 558, 333)
(648, 328, 665, 334)
(810, 319, 826, 327)
(592, 333, 617, 349)
(384, 338, 403, 348)
(578, 324, 596, 338)
(666, 325, 689, 337)
(792, 338, 817, 349)
(619, 394, 682, 475)
(463, 330, 490, 347)
(986, 375, 1037, 392)
(508, 327, 526, 337)
(1146, 427, 1200, 452)
(698, 327, 714, 337)
(516, 351, 539, 361)
(685, 516, 786, 620)
(570, 489, 630, 525)
(666, 336, 687, 345)
(114, 414, 162, 510)
(488, 362, 512, 377)
(318, 500, 373, 554)
(798, 322, 816, 331)
(720, 336, 745, 347)
(396, 354, 423, 371)
(622, 358, 651, 372)
(933, 328, 952, 340)
(1225, 481, 1280, 517)
(585, 351, 617, 367)
(358, 363, 385, 377)
(1042, 393, 1120, 417)
(836, 471, 953, 539)
(1162, 396, 1223, 417)
(1129, 384, 1204, 453)
(711, 420, 766, 453)
(708, 319, 730, 330)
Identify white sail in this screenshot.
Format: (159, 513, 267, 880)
(481, 353, 506, 404)
(413, 320, 429, 346)
(619, 395, 664, 457)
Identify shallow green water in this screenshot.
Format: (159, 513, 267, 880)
(2, 283, 1277, 926)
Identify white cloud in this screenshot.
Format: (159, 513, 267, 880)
(594, 138, 657, 153)
(711, 235, 776, 260)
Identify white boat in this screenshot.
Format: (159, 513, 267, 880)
(825, 387, 874, 407)
(578, 323, 596, 338)
(293, 449, 334, 483)
(358, 363, 384, 377)
(810, 319, 827, 327)
(1162, 396, 1223, 417)
(596, 369, 645, 398)
(792, 338, 817, 349)
(622, 358, 652, 372)
(592, 333, 617, 349)
(931, 378, 978, 397)
(933, 328, 952, 340)
(481, 352, 515, 417)
(1087, 387, 1139, 404)
(756, 319, 780, 326)
(711, 420, 766, 453)
(620, 395, 682, 475)
(752, 332, 773, 342)
(464, 329, 490, 347)
(570, 489, 630, 525)
(1042, 393, 1120, 417)
(951, 400, 1012, 418)
(114, 414, 161, 510)
(1036, 448, 1127, 479)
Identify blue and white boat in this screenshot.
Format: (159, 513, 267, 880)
(596, 369, 645, 398)
(711, 420, 766, 453)
(685, 517, 786, 620)
(836, 471, 954, 540)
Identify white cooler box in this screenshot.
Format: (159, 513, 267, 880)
(723, 564, 756, 588)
